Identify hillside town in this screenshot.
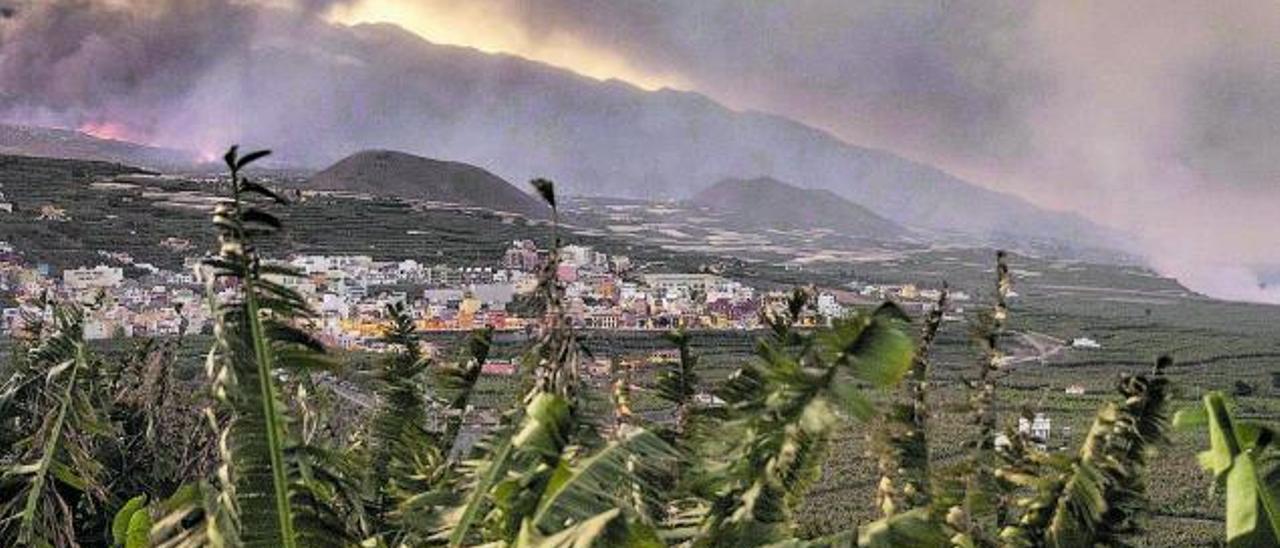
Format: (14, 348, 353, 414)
(0, 238, 963, 350)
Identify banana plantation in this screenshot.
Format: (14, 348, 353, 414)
(1, 148, 1276, 547)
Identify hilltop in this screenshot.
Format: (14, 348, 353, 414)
(691, 177, 904, 239)
(306, 150, 550, 219)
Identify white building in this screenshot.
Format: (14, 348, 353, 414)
(816, 293, 845, 319)
(561, 245, 594, 267)
(291, 255, 332, 274)
(63, 265, 124, 290)
(470, 283, 516, 307)
(643, 273, 721, 293)
(1018, 413, 1052, 445)
(1071, 337, 1102, 349)
(619, 282, 643, 302)
(397, 259, 423, 276)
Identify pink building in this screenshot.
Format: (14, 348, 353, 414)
(481, 360, 518, 376)
(556, 264, 579, 283)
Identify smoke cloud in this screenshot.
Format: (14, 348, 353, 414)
(2, 0, 1279, 302)
(0, 0, 257, 138)
(320, 0, 1280, 304)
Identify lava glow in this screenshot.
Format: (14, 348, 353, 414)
(197, 149, 221, 163)
(78, 121, 139, 142)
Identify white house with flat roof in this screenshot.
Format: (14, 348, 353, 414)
(643, 273, 721, 293)
(1072, 337, 1102, 349)
(63, 265, 124, 290)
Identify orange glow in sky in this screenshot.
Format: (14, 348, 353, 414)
(325, 0, 686, 91)
(78, 121, 138, 142)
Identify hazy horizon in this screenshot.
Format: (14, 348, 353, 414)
(2, 0, 1279, 303)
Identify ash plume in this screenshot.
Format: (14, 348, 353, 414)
(2, 0, 1279, 302)
(0, 0, 343, 139)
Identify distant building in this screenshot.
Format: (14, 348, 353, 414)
(556, 263, 579, 283)
(1065, 384, 1087, 395)
(480, 360, 517, 376)
(1018, 413, 1052, 446)
(585, 311, 620, 329)
(643, 273, 720, 293)
(692, 392, 726, 407)
(648, 349, 680, 364)
(1071, 337, 1102, 349)
(561, 244, 594, 267)
(816, 292, 845, 319)
(63, 265, 124, 290)
(503, 240, 540, 271)
(469, 283, 515, 308)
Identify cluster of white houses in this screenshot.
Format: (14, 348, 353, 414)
(1, 236, 1037, 355)
(2, 239, 881, 348)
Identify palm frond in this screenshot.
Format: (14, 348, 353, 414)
(435, 325, 493, 454)
(368, 302, 433, 486)
(1175, 389, 1280, 546)
(955, 251, 1013, 541)
(693, 304, 913, 545)
(365, 302, 455, 540)
(998, 358, 1172, 547)
(446, 392, 572, 546)
(531, 425, 677, 533)
(0, 305, 109, 547)
(186, 146, 350, 546)
(870, 286, 947, 517)
(657, 329, 701, 440)
(858, 507, 951, 547)
(149, 482, 228, 548)
(515, 507, 663, 547)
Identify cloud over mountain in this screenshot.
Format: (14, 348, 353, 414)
(2, 0, 1278, 301)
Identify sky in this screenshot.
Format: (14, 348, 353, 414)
(3, 0, 1280, 302)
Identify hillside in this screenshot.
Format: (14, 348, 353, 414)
(306, 150, 549, 219)
(160, 14, 1124, 255)
(691, 177, 903, 239)
(1, 154, 1275, 546)
(0, 124, 196, 170)
(0, 18, 1127, 255)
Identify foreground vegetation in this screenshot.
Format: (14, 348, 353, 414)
(1, 148, 1277, 546)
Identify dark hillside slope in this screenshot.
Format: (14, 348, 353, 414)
(692, 177, 904, 239)
(0, 124, 196, 170)
(307, 150, 549, 219)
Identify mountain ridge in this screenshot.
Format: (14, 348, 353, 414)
(691, 177, 904, 239)
(0, 124, 196, 170)
(0, 14, 1128, 258)
(213, 15, 1126, 255)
